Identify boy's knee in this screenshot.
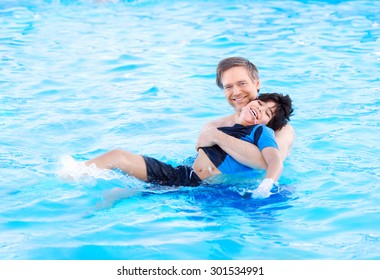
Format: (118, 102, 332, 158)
(110, 149, 133, 165)
(110, 149, 127, 156)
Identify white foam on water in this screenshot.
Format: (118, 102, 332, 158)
(57, 155, 123, 182)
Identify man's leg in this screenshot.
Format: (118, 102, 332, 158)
(85, 149, 148, 181)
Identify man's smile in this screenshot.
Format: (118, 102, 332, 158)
(232, 95, 247, 102)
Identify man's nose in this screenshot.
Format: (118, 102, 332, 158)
(233, 85, 241, 95)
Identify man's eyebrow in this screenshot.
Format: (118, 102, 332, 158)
(226, 79, 248, 85)
(224, 80, 247, 89)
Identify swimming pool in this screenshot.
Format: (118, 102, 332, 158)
(1, 0, 379, 260)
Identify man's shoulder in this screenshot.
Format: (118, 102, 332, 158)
(274, 123, 295, 155)
(276, 123, 295, 138)
(205, 113, 238, 128)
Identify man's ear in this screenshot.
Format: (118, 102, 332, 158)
(256, 80, 261, 93)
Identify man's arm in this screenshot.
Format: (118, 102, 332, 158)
(196, 116, 267, 169)
(201, 114, 237, 129)
(196, 119, 295, 170)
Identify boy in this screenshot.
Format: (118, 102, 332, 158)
(85, 93, 293, 198)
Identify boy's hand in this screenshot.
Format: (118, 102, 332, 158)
(250, 178, 275, 199)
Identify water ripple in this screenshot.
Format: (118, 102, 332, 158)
(1, 0, 379, 260)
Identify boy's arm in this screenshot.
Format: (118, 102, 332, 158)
(261, 147, 283, 181)
(249, 147, 283, 199)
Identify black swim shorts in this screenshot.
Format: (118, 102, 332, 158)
(143, 156, 201, 187)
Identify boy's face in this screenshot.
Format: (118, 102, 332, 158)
(221, 66, 260, 112)
(239, 99, 276, 126)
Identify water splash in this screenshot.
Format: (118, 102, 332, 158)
(56, 155, 123, 182)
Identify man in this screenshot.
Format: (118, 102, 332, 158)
(196, 57, 295, 170)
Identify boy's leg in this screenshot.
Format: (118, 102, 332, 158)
(85, 149, 148, 181)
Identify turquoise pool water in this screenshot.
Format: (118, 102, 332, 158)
(1, 0, 379, 260)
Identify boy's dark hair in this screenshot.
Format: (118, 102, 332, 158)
(257, 93, 293, 131)
(216, 57, 259, 89)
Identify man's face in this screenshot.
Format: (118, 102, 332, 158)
(221, 66, 260, 112)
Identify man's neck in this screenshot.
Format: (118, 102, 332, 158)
(232, 111, 240, 123)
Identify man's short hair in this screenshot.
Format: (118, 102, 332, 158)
(216, 57, 259, 89)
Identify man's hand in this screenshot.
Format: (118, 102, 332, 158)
(196, 114, 236, 150)
(196, 126, 220, 150)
